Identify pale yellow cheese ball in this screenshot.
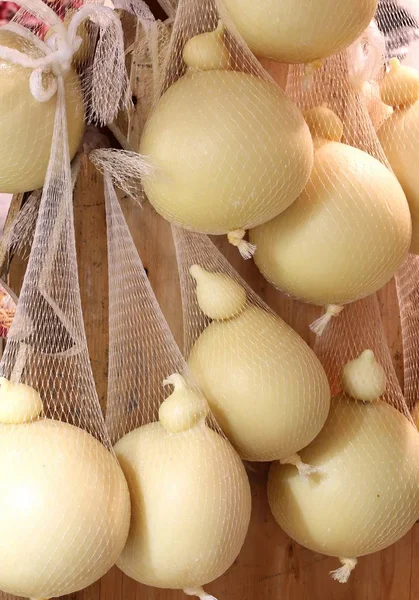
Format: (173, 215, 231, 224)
(268, 396, 419, 559)
(250, 140, 411, 306)
(0, 419, 131, 598)
(0, 31, 85, 193)
(378, 61, 419, 255)
(115, 377, 251, 591)
(140, 70, 313, 234)
(219, 0, 378, 64)
(188, 306, 331, 461)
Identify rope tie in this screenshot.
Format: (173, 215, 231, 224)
(0, 0, 115, 102)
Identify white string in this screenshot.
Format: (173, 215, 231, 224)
(310, 304, 344, 336)
(0, 0, 83, 101)
(330, 557, 358, 583)
(280, 453, 323, 482)
(0, 0, 121, 107)
(227, 229, 257, 259)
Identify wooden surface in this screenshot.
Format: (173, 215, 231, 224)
(4, 4, 418, 600)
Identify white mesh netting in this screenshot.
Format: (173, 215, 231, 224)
(268, 294, 418, 583)
(172, 227, 331, 471)
(396, 255, 419, 426)
(249, 22, 411, 329)
(0, 2, 134, 598)
(0, 0, 130, 195)
(132, 0, 413, 341)
(98, 151, 251, 600)
(0, 50, 130, 598)
(137, 0, 316, 255)
(0, 0, 418, 598)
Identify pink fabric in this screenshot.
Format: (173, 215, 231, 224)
(0, 0, 84, 27)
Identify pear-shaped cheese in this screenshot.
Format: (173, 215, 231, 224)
(115, 375, 251, 592)
(188, 306, 331, 461)
(0, 418, 130, 598)
(140, 70, 313, 235)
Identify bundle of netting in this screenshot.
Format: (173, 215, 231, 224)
(93, 148, 251, 600)
(0, 65, 131, 599)
(249, 20, 412, 333)
(123, 5, 173, 149)
(268, 294, 419, 583)
(171, 226, 331, 475)
(137, 0, 316, 256)
(0, 0, 130, 194)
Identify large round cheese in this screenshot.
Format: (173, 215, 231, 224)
(0, 30, 85, 193)
(115, 421, 251, 589)
(378, 102, 419, 254)
(268, 397, 419, 558)
(188, 306, 331, 461)
(140, 70, 313, 234)
(220, 0, 378, 64)
(250, 140, 411, 306)
(0, 419, 131, 598)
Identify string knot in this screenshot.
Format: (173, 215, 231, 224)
(0, 0, 114, 102)
(227, 229, 256, 259)
(330, 557, 358, 583)
(280, 453, 322, 481)
(309, 304, 344, 336)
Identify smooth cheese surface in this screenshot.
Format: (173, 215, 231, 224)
(268, 397, 419, 558)
(219, 0, 378, 64)
(115, 421, 251, 590)
(0, 419, 131, 598)
(250, 141, 411, 306)
(188, 306, 331, 461)
(140, 70, 313, 234)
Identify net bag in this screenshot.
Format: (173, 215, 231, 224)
(247, 19, 411, 334)
(172, 226, 331, 477)
(136, 0, 315, 257)
(371, 3, 419, 430)
(0, 0, 130, 194)
(127, 12, 172, 134)
(0, 48, 131, 600)
(267, 294, 419, 583)
(92, 148, 251, 600)
(372, 12, 419, 255)
(395, 254, 419, 427)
